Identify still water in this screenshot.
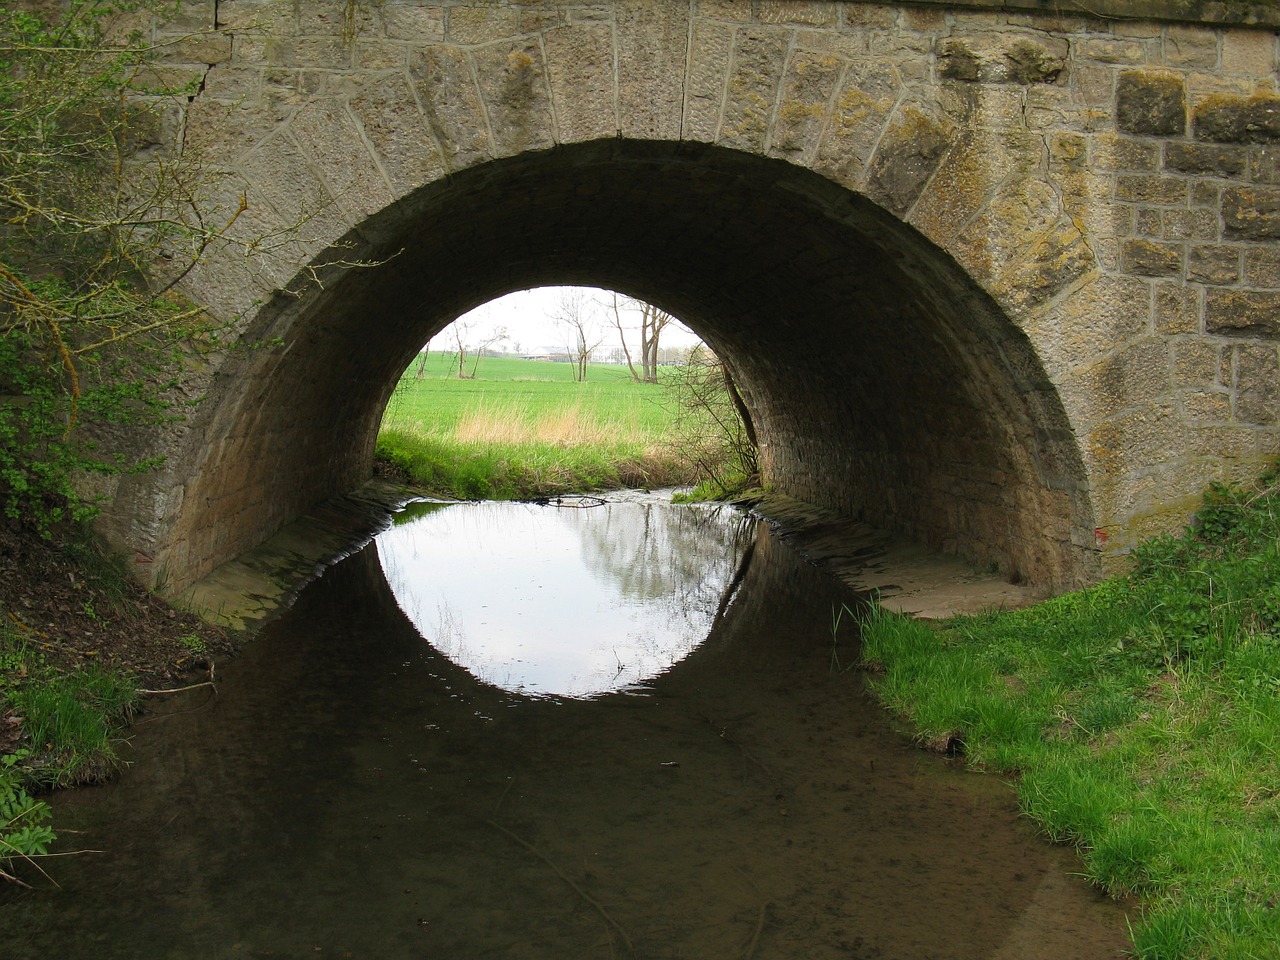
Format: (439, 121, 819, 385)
(2, 495, 1131, 959)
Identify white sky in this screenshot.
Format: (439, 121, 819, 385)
(434, 285, 702, 355)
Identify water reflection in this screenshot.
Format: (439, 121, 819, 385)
(378, 495, 754, 698)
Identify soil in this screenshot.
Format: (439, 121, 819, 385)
(0, 517, 238, 763)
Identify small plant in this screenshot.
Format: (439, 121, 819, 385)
(0, 753, 56, 885)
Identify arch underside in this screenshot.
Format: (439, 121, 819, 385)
(131, 140, 1097, 593)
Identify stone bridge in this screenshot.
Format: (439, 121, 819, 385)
(99, 0, 1280, 598)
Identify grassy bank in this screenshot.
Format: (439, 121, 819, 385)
(0, 523, 228, 884)
(378, 355, 699, 498)
(859, 470, 1280, 959)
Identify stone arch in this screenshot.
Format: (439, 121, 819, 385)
(107, 137, 1096, 594)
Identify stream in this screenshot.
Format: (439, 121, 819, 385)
(2, 494, 1131, 958)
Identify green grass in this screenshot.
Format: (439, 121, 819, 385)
(858, 469, 1280, 959)
(378, 354, 703, 498)
(0, 628, 139, 789)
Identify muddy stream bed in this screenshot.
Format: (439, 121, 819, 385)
(2, 495, 1132, 958)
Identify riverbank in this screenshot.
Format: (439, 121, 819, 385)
(858, 469, 1280, 959)
(0, 518, 232, 881)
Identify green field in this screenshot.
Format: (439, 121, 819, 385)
(377, 354, 700, 498)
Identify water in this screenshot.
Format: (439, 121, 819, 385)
(1, 496, 1131, 959)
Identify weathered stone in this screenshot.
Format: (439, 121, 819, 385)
(408, 46, 492, 170)
(719, 27, 790, 152)
(347, 74, 447, 194)
(1163, 25, 1220, 69)
(544, 23, 617, 144)
(684, 19, 735, 141)
(1222, 185, 1280, 240)
(1187, 245, 1240, 285)
(288, 99, 393, 220)
(472, 39, 557, 157)
(446, 6, 521, 45)
(1116, 71, 1186, 136)
(769, 50, 844, 160)
(864, 106, 953, 215)
(1194, 93, 1280, 143)
(755, 1, 837, 25)
(1163, 208, 1217, 241)
(1205, 289, 1280, 336)
(1123, 238, 1182, 277)
(1164, 141, 1248, 177)
(1235, 346, 1280, 424)
(937, 33, 1067, 84)
(1172, 340, 1221, 387)
(1245, 246, 1280, 287)
(813, 62, 898, 186)
(1116, 174, 1187, 204)
(1155, 282, 1200, 335)
(616, 0, 686, 139)
(1183, 390, 1232, 424)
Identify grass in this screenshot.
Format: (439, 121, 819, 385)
(378, 354, 706, 498)
(0, 627, 138, 789)
(858, 468, 1280, 959)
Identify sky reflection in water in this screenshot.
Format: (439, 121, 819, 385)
(377, 494, 754, 698)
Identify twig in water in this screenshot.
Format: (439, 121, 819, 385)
(487, 819, 635, 956)
(140, 680, 216, 696)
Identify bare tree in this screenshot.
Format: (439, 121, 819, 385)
(638, 300, 675, 384)
(608, 292, 641, 382)
(468, 326, 509, 378)
(605, 294, 678, 383)
(414, 336, 434, 379)
(554, 289, 605, 382)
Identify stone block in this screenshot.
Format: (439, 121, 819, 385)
(1122, 238, 1182, 277)
(544, 23, 617, 144)
(1252, 147, 1280, 184)
(1234, 345, 1280, 424)
(1221, 29, 1277, 79)
(472, 39, 557, 157)
(446, 6, 521, 45)
(1194, 93, 1280, 143)
(813, 62, 899, 187)
(1163, 142, 1248, 178)
(1092, 134, 1159, 172)
(1205, 289, 1280, 336)
(1135, 207, 1162, 236)
(937, 33, 1067, 85)
(617, 0, 687, 140)
(864, 105, 954, 216)
(769, 50, 844, 160)
(1077, 36, 1151, 66)
(1245, 246, 1280, 286)
(684, 19, 735, 142)
(347, 73, 447, 194)
(1116, 174, 1187, 205)
(384, 6, 445, 43)
(1222, 185, 1280, 240)
(697, 0, 752, 22)
(718, 26, 790, 152)
(1163, 25, 1220, 70)
(1116, 70, 1186, 137)
(754, 1, 836, 26)
(1154, 282, 1199, 334)
(1187, 245, 1240, 285)
(408, 46, 493, 170)
(1172, 339, 1221, 386)
(289, 98, 393, 220)
(1163, 208, 1217, 241)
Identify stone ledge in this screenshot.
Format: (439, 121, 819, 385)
(843, 0, 1280, 30)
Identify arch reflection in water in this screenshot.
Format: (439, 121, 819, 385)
(377, 492, 756, 698)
